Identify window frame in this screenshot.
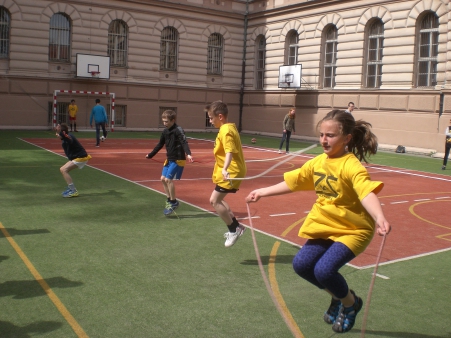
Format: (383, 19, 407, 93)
(0, 7, 10, 59)
(207, 33, 224, 75)
(415, 12, 439, 88)
(108, 20, 128, 67)
(48, 13, 71, 62)
(256, 35, 266, 89)
(322, 25, 338, 89)
(160, 27, 178, 71)
(285, 30, 298, 66)
(364, 19, 384, 88)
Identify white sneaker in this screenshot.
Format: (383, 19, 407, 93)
(224, 226, 244, 248)
(278, 150, 282, 154)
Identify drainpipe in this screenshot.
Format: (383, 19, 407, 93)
(238, 0, 249, 132)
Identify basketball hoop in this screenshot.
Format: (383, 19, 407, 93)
(90, 71, 100, 78)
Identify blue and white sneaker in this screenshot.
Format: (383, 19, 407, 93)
(61, 187, 71, 196)
(163, 201, 179, 216)
(62, 189, 79, 198)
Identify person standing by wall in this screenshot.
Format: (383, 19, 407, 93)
(278, 108, 296, 154)
(345, 102, 355, 114)
(89, 99, 108, 147)
(442, 118, 451, 170)
(68, 99, 78, 132)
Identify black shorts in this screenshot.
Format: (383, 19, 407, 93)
(215, 185, 238, 193)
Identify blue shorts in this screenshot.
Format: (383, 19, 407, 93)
(162, 161, 184, 180)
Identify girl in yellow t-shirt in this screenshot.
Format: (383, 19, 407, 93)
(246, 110, 390, 334)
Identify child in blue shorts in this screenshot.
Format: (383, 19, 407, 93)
(146, 110, 193, 215)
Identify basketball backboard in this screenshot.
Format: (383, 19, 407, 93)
(278, 64, 302, 88)
(76, 54, 110, 79)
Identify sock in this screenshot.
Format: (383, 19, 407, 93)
(68, 183, 76, 192)
(227, 219, 239, 233)
(70, 124, 73, 131)
(167, 197, 170, 202)
(74, 123, 77, 130)
(170, 199, 177, 204)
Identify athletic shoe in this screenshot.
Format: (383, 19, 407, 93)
(61, 187, 71, 196)
(324, 297, 341, 324)
(95, 144, 100, 147)
(163, 200, 179, 216)
(286, 151, 289, 154)
(238, 223, 246, 236)
(224, 226, 244, 247)
(278, 150, 282, 154)
(332, 291, 363, 333)
(62, 189, 79, 198)
(442, 165, 446, 170)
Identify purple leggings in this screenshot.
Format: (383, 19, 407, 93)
(292, 239, 355, 299)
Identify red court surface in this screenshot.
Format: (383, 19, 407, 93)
(26, 137, 451, 268)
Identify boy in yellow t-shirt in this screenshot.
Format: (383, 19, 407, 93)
(206, 101, 247, 248)
(246, 110, 391, 334)
(68, 100, 78, 132)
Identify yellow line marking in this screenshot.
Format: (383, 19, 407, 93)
(0, 222, 89, 338)
(409, 200, 451, 235)
(268, 241, 304, 338)
(379, 191, 451, 199)
(265, 216, 307, 337)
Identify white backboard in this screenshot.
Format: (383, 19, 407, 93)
(76, 54, 110, 79)
(278, 64, 302, 88)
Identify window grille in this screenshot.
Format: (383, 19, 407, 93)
(0, 7, 10, 58)
(287, 31, 298, 65)
(256, 36, 266, 89)
(48, 101, 69, 125)
(108, 20, 128, 67)
(207, 33, 223, 75)
(160, 27, 178, 71)
(323, 26, 337, 88)
(366, 20, 384, 88)
(107, 104, 126, 127)
(158, 107, 177, 128)
(49, 13, 70, 61)
(417, 13, 438, 87)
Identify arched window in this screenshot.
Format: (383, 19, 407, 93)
(365, 19, 384, 88)
(256, 35, 266, 89)
(286, 30, 298, 65)
(207, 33, 223, 75)
(416, 12, 438, 87)
(0, 7, 10, 59)
(108, 20, 128, 67)
(160, 27, 178, 71)
(49, 13, 71, 61)
(323, 25, 337, 88)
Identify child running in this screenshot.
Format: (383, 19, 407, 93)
(206, 101, 247, 247)
(56, 123, 91, 198)
(245, 110, 391, 333)
(146, 110, 193, 216)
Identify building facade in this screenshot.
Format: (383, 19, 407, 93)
(0, 0, 450, 151)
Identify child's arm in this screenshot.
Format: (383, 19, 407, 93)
(361, 192, 391, 236)
(245, 182, 292, 203)
(221, 152, 233, 180)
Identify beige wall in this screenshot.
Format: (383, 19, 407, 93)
(1, 0, 451, 153)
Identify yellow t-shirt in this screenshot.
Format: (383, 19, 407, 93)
(68, 104, 78, 118)
(284, 153, 384, 256)
(212, 123, 247, 190)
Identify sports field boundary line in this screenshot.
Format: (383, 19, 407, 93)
(0, 222, 89, 338)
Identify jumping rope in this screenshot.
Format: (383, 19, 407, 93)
(230, 144, 388, 337)
(360, 234, 387, 338)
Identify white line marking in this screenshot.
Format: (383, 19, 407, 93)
(435, 196, 451, 199)
(390, 201, 408, 204)
(270, 213, 296, 217)
(413, 199, 431, 202)
(237, 216, 260, 220)
(373, 273, 390, 280)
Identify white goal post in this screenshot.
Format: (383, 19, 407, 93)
(53, 90, 116, 131)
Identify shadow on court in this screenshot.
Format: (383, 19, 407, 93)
(0, 320, 63, 338)
(0, 277, 84, 299)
